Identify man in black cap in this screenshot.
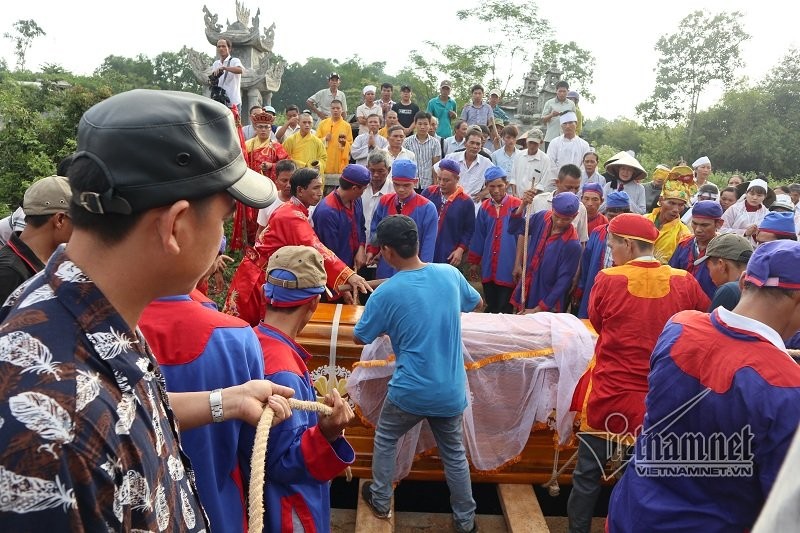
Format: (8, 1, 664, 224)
(355, 215, 483, 533)
(306, 72, 348, 121)
(0, 90, 294, 532)
(392, 84, 420, 136)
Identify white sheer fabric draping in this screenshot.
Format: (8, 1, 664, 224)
(346, 312, 596, 480)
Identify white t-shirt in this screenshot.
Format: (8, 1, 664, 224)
(211, 56, 243, 108)
(509, 150, 552, 196)
(356, 103, 383, 136)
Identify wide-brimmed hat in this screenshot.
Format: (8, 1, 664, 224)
(604, 152, 647, 181)
(735, 180, 776, 207)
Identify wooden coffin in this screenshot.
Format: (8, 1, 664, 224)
(296, 303, 592, 485)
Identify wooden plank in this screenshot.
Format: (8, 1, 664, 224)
(497, 483, 549, 533)
(355, 478, 395, 533)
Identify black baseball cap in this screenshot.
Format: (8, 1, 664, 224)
(328, 72, 340, 80)
(400, 84, 412, 92)
(374, 215, 418, 247)
(71, 90, 276, 215)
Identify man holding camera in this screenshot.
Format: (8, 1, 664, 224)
(211, 38, 243, 110)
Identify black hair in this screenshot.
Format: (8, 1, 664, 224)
(275, 160, 296, 175)
(57, 153, 75, 177)
(413, 111, 431, 122)
(380, 82, 393, 90)
(339, 178, 358, 190)
(330, 99, 343, 107)
(285, 104, 300, 114)
(290, 168, 320, 196)
(470, 84, 484, 94)
(556, 80, 569, 90)
(23, 214, 54, 229)
(67, 157, 145, 244)
(385, 239, 418, 259)
(558, 164, 582, 180)
(721, 186, 737, 196)
(742, 280, 797, 299)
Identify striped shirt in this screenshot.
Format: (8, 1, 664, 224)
(403, 134, 442, 188)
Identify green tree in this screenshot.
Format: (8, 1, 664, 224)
(636, 10, 750, 150)
(583, 118, 644, 155)
(0, 81, 54, 208)
(94, 54, 156, 92)
(3, 19, 46, 72)
(152, 48, 205, 93)
(530, 41, 596, 102)
(408, 42, 492, 104)
(455, 0, 551, 95)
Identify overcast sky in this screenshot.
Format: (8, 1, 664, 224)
(2, 0, 797, 120)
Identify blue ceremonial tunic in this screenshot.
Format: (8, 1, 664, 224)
(608, 308, 800, 532)
(367, 192, 438, 278)
(422, 185, 475, 264)
(576, 224, 610, 318)
(508, 209, 581, 311)
(668, 235, 717, 299)
(468, 194, 521, 287)
(311, 190, 365, 267)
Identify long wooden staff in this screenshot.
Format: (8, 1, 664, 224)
(520, 182, 538, 310)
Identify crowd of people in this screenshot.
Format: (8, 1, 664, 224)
(0, 39, 799, 533)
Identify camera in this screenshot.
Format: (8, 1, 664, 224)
(208, 71, 230, 106)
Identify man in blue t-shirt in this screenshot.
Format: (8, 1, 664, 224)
(354, 215, 482, 533)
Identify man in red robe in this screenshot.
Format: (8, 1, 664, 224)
(567, 213, 710, 533)
(223, 168, 371, 325)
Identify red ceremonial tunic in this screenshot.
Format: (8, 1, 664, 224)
(223, 198, 354, 326)
(574, 259, 710, 443)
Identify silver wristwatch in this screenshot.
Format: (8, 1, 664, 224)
(209, 388, 224, 423)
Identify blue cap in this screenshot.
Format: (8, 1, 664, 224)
(391, 159, 417, 181)
(484, 165, 507, 183)
(438, 159, 461, 176)
(744, 240, 800, 289)
(341, 164, 371, 186)
(606, 191, 631, 209)
(582, 183, 603, 198)
(552, 192, 580, 217)
(692, 200, 723, 220)
(758, 212, 797, 237)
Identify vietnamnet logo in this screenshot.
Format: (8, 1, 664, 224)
(581, 388, 755, 479)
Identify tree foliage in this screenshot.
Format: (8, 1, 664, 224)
(455, 0, 551, 95)
(408, 43, 493, 104)
(4, 19, 46, 72)
(530, 41, 596, 102)
(93, 49, 205, 94)
(272, 56, 404, 114)
(405, 0, 595, 105)
(636, 10, 750, 148)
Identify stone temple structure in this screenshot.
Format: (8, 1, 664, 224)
(502, 63, 563, 126)
(186, 2, 285, 121)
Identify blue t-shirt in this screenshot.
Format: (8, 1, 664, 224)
(354, 263, 480, 417)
